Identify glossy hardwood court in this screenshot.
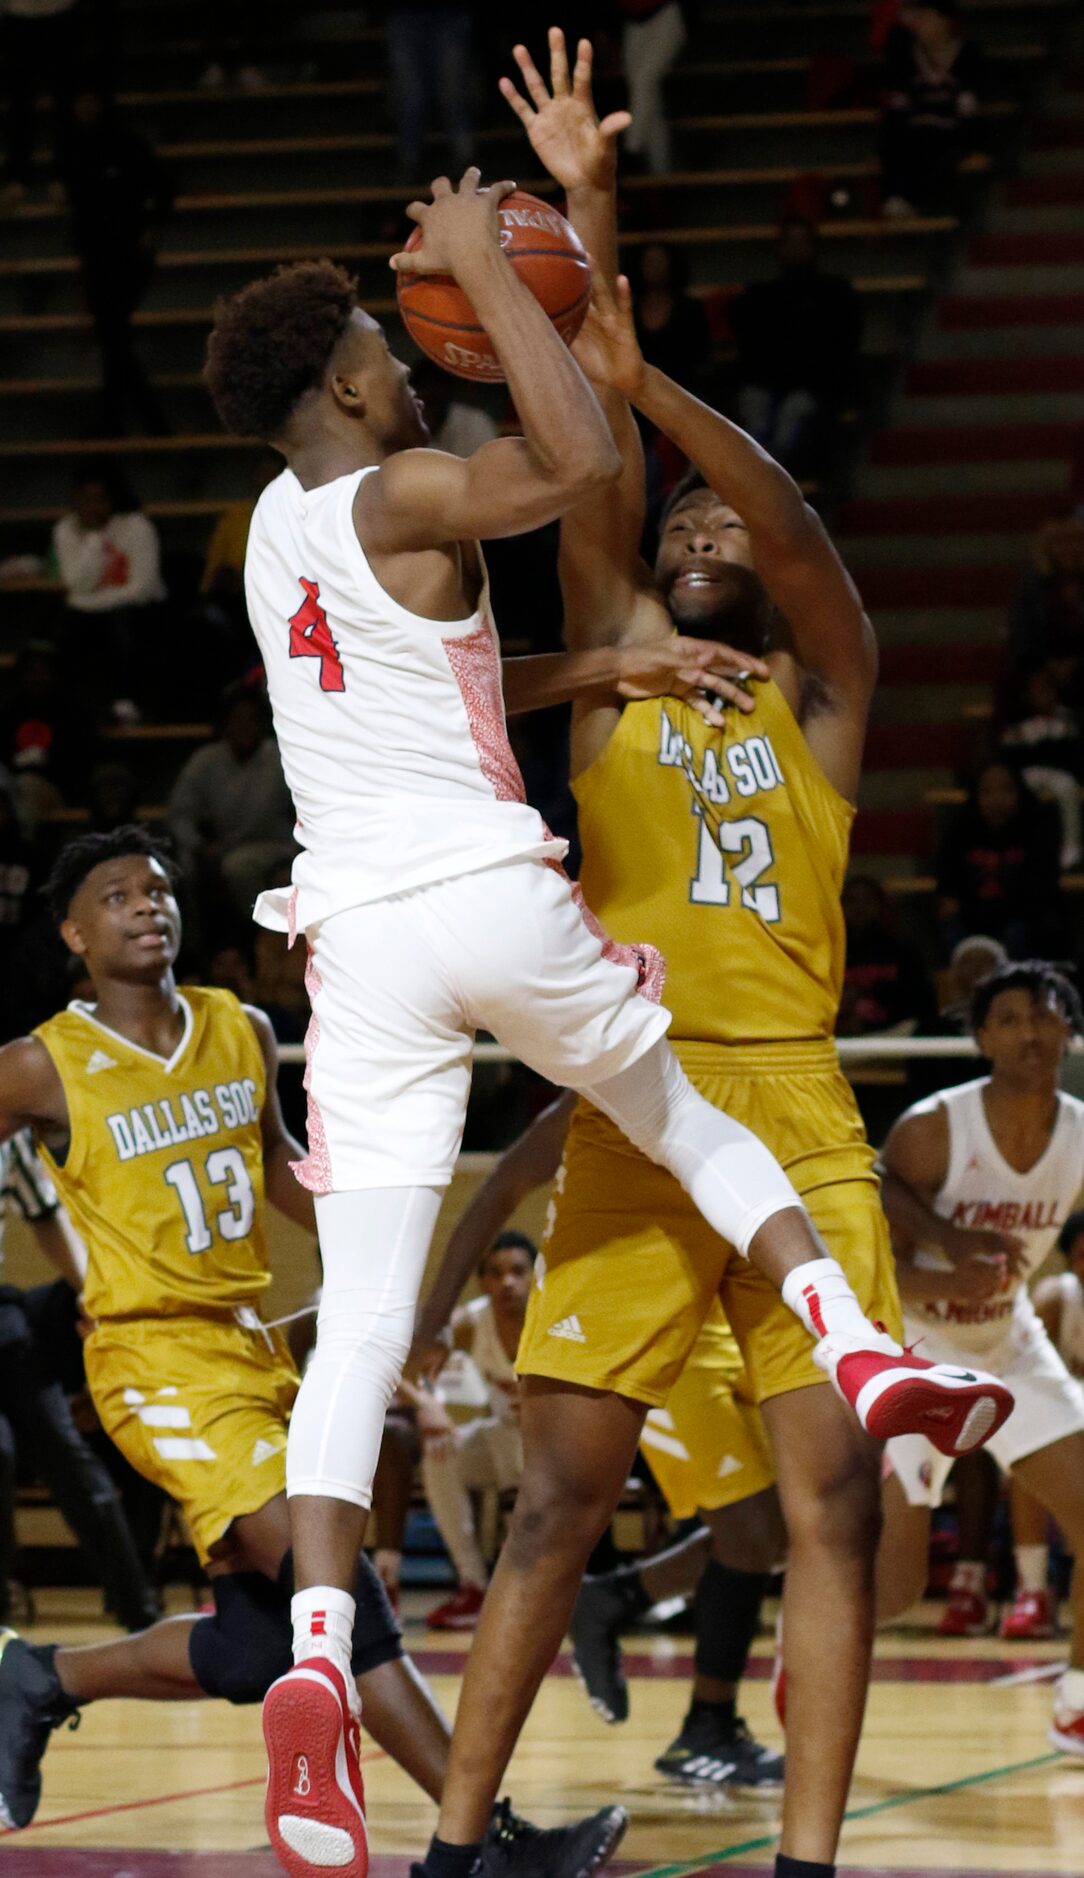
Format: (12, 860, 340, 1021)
(3, 1592, 1082, 1878)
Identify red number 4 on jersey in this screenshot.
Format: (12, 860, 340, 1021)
(289, 578, 345, 692)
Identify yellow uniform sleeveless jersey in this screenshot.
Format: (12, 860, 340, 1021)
(518, 683, 901, 1467)
(34, 987, 298, 1560)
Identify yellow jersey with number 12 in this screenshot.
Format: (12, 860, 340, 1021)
(575, 680, 853, 1045)
(34, 986, 271, 1325)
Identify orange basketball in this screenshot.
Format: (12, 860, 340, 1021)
(396, 190, 591, 383)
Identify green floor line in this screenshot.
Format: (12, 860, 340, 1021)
(631, 1749, 1065, 1878)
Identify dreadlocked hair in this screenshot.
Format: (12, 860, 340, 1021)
(204, 260, 358, 439)
(970, 959, 1083, 1039)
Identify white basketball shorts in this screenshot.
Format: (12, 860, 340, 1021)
(292, 858, 671, 1193)
(889, 1312, 1084, 1507)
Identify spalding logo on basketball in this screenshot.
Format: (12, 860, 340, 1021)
(396, 190, 591, 384)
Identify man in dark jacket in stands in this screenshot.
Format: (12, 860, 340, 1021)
(62, 85, 174, 437)
(730, 217, 863, 476)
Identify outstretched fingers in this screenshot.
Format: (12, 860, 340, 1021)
(512, 41, 553, 110)
(548, 24, 571, 96)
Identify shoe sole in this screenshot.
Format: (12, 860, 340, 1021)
(568, 1652, 627, 1726)
(576, 1804, 629, 1878)
(1048, 1721, 1084, 1757)
(855, 1371, 1013, 1456)
(263, 1668, 367, 1878)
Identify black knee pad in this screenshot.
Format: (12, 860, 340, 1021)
(693, 1557, 771, 1685)
(276, 1549, 403, 1678)
(188, 1570, 293, 1705)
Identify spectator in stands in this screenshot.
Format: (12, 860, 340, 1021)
(838, 873, 938, 1037)
(168, 684, 296, 925)
(999, 664, 1083, 870)
(630, 241, 712, 395)
(730, 217, 863, 476)
(619, 0, 686, 175)
(1009, 516, 1084, 693)
(415, 1231, 536, 1631)
(935, 760, 1063, 960)
(53, 465, 167, 719)
(386, 2, 475, 181)
(87, 762, 141, 834)
(0, 0, 80, 210)
(879, 1, 982, 216)
(413, 360, 499, 458)
(0, 638, 94, 827)
(62, 84, 174, 437)
(0, 1132, 160, 1631)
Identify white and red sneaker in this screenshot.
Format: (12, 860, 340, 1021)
(937, 1586, 990, 1638)
(263, 1658, 367, 1878)
(1049, 1676, 1084, 1757)
(814, 1329, 1014, 1457)
(1001, 1587, 1056, 1641)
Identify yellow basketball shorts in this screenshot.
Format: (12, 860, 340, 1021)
(85, 1312, 299, 1564)
(518, 1037, 902, 1412)
(640, 1303, 775, 1517)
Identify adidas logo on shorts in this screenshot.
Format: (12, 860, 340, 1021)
(547, 1314, 586, 1343)
(717, 1454, 743, 1479)
(252, 1438, 280, 1467)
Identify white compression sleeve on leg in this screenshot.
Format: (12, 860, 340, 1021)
(584, 1039, 802, 1256)
(286, 1185, 443, 1507)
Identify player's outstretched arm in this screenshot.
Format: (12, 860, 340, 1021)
(362, 169, 619, 552)
(245, 1006, 316, 1234)
(410, 1090, 576, 1373)
(0, 1037, 69, 1147)
(501, 30, 653, 654)
(501, 638, 765, 724)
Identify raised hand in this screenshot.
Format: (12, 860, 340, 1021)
(571, 266, 645, 399)
(390, 168, 515, 280)
(499, 27, 630, 194)
(615, 636, 770, 726)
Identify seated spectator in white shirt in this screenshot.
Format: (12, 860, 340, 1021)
(52, 465, 166, 718)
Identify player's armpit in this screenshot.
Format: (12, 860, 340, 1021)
(0, 1037, 69, 1143)
(357, 433, 614, 554)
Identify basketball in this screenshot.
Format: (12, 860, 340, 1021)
(396, 190, 591, 383)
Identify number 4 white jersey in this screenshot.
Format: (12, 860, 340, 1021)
(244, 464, 564, 936)
(903, 1076, 1084, 1360)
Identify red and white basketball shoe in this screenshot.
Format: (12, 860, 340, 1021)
(937, 1585, 990, 1638)
(1050, 1676, 1084, 1758)
(1000, 1587, 1056, 1641)
(814, 1329, 1014, 1457)
(263, 1658, 367, 1878)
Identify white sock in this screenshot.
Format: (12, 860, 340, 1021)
(1060, 1666, 1084, 1711)
(291, 1584, 356, 1697)
(951, 1559, 986, 1597)
(781, 1257, 885, 1344)
(1015, 1544, 1048, 1594)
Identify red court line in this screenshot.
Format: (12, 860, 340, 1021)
(21, 1749, 387, 1833)
(409, 1646, 1053, 1685)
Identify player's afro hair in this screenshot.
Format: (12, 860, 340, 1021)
(46, 825, 178, 925)
(204, 260, 358, 440)
(970, 959, 1083, 1039)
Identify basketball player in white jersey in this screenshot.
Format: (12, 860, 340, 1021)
(875, 962, 1084, 1757)
(204, 172, 1012, 1878)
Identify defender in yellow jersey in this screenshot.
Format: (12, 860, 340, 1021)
(0, 829, 632, 1877)
(418, 38, 906, 1876)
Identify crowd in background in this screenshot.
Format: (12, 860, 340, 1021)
(0, 0, 1082, 1631)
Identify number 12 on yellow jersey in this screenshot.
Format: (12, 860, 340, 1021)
(690, 811, 781, 923)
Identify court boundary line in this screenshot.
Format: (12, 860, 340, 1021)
(628, 1749, 1065, 1877)
(21, 1749, 388, 1834)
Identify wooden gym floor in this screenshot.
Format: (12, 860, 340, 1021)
(2, 1591, 1082, 1878)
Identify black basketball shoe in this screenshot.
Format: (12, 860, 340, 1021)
(569, 1574, 639, 1725)
(478, 1797, 629, 1878)
(654, 1710, 783, 1788)
(0, 1630, 80, 1830)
